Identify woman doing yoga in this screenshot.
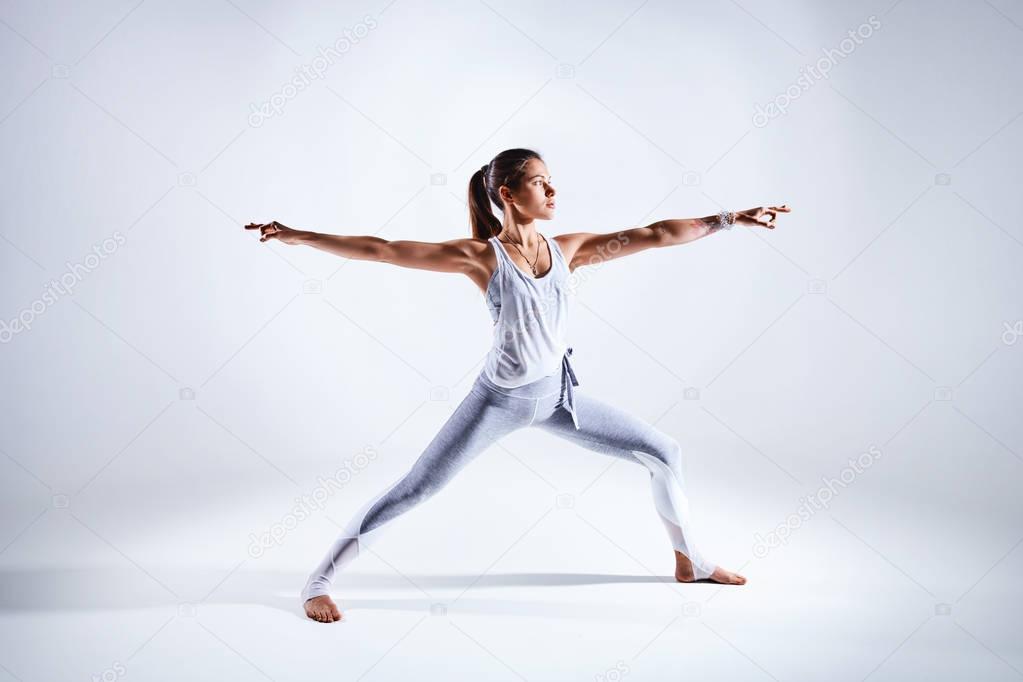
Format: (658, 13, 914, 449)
(245, 148, 790, 623)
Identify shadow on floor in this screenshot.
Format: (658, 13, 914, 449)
(0, 567, 725, 622)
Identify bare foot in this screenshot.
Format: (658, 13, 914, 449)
(674, 550, 747, 585)
(304, 595, 342, 623)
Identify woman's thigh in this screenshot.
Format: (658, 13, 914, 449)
(531, 390, 681, 467)
(360, 383, 536, 532)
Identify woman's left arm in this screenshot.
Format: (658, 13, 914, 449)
(556, 204, 791, 272)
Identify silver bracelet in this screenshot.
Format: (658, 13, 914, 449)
(716, 210, 736, 230)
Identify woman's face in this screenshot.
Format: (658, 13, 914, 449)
(505, 158, 556, 220)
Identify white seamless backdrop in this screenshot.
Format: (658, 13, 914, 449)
(1, 0, 1021, 680)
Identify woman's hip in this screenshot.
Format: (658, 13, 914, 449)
(471, 365, 562, 403)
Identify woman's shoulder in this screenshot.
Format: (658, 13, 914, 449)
(455, 236, 499, 294)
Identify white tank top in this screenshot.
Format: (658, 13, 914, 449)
(483, 233, 571, 387)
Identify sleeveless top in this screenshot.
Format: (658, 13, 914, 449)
(483, 233, 572, 387)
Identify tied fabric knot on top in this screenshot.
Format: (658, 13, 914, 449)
(560, 346, 580, 430)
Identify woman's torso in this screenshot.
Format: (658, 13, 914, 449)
(482, 233, 572, 387)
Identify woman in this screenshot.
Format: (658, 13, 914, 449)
(245, 148, 789, 623)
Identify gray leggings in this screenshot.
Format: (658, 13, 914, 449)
(301, 358, 717, 603)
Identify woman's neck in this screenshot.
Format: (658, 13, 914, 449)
(496, 221, 539, 247)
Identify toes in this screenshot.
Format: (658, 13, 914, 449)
(309, 603, 341, 623)
(304, 597, 341, 623)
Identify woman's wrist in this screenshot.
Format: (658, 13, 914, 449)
(699, 212, 735, 232)
(716, 210, 736, 230)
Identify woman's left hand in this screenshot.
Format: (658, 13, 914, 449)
(735, 205, 791, 229)
(244, 220, 304, 244)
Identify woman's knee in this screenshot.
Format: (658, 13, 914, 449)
(635, 438, 684, 475)
(396, 477, 444, 510)
(361, 479, 440, 533)
(664, 438, 684, 472)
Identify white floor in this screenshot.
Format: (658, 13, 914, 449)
(1, 486, 1020, 682)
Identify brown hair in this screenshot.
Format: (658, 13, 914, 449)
(468, 148, 543, 240)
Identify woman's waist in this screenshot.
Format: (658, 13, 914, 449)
(474, 356, 565, 399)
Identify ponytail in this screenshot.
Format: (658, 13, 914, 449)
(469, 165, 501, 240)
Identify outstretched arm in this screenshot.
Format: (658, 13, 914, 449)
(244, 221, 477, 274)
(556, 205, 790, 272)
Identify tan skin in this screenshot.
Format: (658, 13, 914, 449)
(245, 158, 791, 622)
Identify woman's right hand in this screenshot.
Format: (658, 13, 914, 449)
(244, 221, 305, 245)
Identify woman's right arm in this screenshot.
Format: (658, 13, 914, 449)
(245, 221, 479, 274)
